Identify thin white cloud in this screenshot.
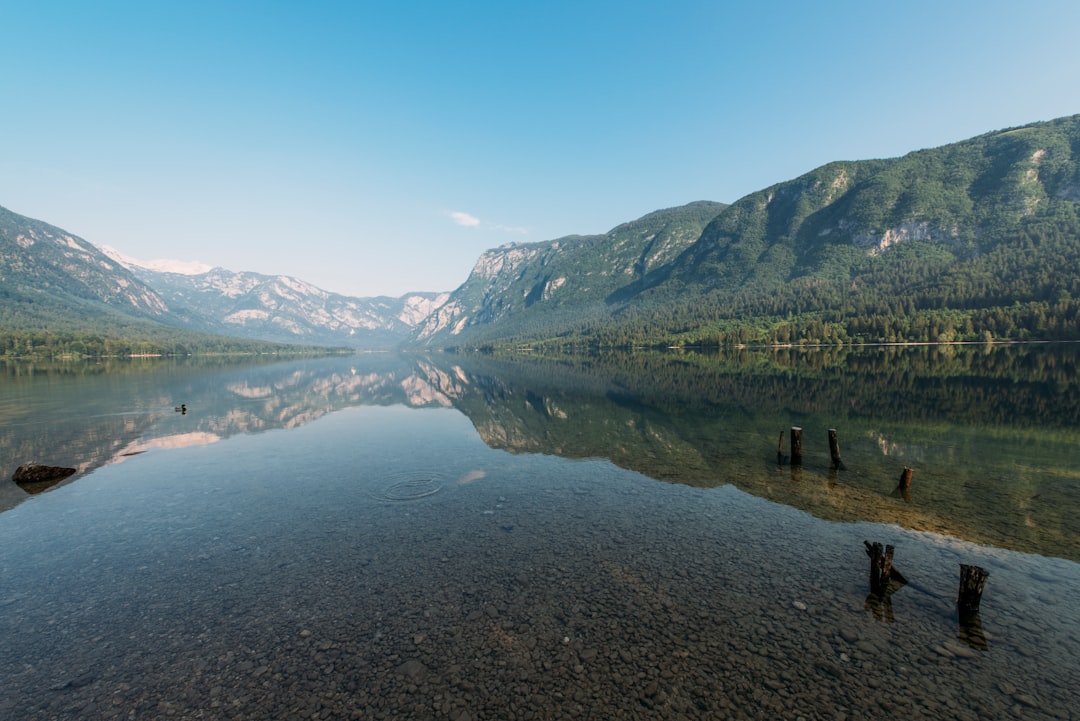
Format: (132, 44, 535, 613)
(446, 210, 526, 235)
(449, 211, 481, 227)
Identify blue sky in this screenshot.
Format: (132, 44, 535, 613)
(2, 1, 1079, 297)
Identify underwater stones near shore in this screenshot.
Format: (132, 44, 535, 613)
(12, 464, 76, 494)
(396, 658, 429, 682)
(2, 463, 1076, 721)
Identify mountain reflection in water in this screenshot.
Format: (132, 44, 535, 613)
(1, 346, 1078, 721)
(1, 344, 1078, 560)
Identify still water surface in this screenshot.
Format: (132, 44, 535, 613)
(0, 346, 1077, 720)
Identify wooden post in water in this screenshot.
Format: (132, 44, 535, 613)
(864, 541, 893, 596)
(777, 431, 785, 465)
(828, 429, 845, 470)
(863, 541, 908, 622)
(790, 427, 803, 466)
(958, 564, 989, 617)
(894, 466, 913, 502)
(864, 541, 907, 596)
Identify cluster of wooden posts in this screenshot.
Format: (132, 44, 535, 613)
(864, 540, 990, 646)
(776, 426, 990, 644)
(779, 426, 880, 473)
(777, 426, 844, 468)
(778, 426, 913, 495)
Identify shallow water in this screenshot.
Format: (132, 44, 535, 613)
(0, 349, 1077, 720)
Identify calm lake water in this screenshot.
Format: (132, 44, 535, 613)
(1, 345, 1077, 720)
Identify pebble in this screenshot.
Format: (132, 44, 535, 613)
(839, 629, 859, 643)
(1013, 694, 1039, 708)
(397, 659, 428, 681)
(792, 600, 807, 611)
(942, 641, 978, 659)
(855, 641, 877, 655)
(815, 660, 842, 678)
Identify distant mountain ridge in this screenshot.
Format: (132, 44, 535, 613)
(98, 244, 214, 276)
(1, 204, 447, 351)
(116, 259, 448, 349)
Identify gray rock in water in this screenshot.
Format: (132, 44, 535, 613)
(13, 464, 76, 493)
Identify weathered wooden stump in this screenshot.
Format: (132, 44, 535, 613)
(865, 541, 893, 596)
(957, 564, 989, 643)
(891, 466, 913, 502)
(864, 540, 907, 596)
(828, 428, 845, 470)
(790, 427, 803, 466)
(958, 564, 989, 615)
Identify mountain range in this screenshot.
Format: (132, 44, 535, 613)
(413, 114, 1080, 348)
(3, 114, 1079, 355)
(104, 248, 448, 349)
(0, 205, 446, 352)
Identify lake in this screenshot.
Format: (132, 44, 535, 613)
(1, 345, 1077, 720)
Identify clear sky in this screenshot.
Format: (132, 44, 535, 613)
(2, 1, 1079, 297)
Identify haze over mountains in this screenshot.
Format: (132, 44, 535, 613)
(106, 249, 449, 350)
(3, 114, 1079, 355)
(0, 206, 447, 350)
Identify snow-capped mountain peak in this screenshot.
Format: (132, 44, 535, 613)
(97, 244, 214, 276)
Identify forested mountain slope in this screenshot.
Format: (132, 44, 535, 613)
(421, 115, 1080, 349)
(411, 201, 727, 346)
(0, 205, 170, 321)
(0, 206, 341, 358)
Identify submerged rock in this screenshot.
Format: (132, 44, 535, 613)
(12, 464, 76, 494)
(396, 658, 428, 681)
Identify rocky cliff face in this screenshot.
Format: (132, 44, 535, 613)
(411, 201, 727, 345)
(412, 242, 559, 341)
